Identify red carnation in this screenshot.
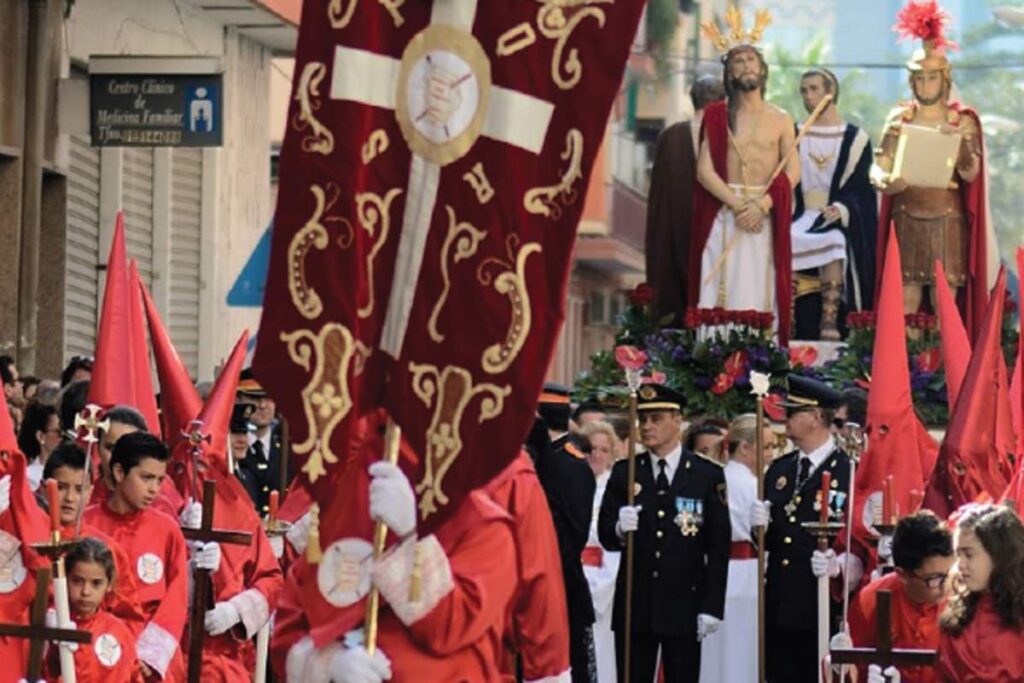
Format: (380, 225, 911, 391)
(628, 283, 656, 307)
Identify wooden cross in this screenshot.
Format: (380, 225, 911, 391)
(181, 479, 253, 683)
(0, 567, 92, 681)
(830, 590, 936, 672)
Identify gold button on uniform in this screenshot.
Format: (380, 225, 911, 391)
(655, 551, 661, 559)
(789, 516, 797, 523)
(656, 530, 664, 539)
(784, 537, 792, 544)
(653, 571, 659, 578)
(782, 559, 790, 567)
(658, 510, 666, 519)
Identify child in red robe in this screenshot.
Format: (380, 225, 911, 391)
(85, 432, 192, 682)
(45, 537, 143, 682)
(935, 504, 1024, 683)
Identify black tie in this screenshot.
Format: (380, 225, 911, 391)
(657, 459, 670, 492)
(799, 457, 812, 484)
(253, 440, 266, 462)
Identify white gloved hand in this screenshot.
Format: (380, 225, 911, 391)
(330, 646, 393, 683)
(616, 505, 642, 537)
(193, 541, 222, 572)
(749, 499, 771, 528)
(286, 510, 313, 555)
(180, 501, 202, 529)
(368, 462, 416, 539)
(696, 613, 721, 641)
(830, 630, 853, 650)
(45, 608, 79, 652)
(0, 475, 10, 516)
(269, 534, 284, 559)
(868, 664, 902, 683)
(878, 535, 894, 561)
(811, 549, 841, 578)
(204, 601, 241, 636)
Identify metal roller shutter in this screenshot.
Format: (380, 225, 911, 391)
(122, 147, 155, 286)
(64, 134, 101, 360)
(169, 148, 202, 378)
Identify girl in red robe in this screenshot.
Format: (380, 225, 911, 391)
(46, 537, 143, 682)
(936, 504, 1024, 682)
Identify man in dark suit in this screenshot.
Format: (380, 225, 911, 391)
(749, 374, 858, 682)
(527, 383, 597, 683)
(235, 370, 289, 517)
(645, 76, 725, 324)
(598, 383, 731, 683)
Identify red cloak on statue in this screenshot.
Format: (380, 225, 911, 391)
(877, 103, 989, 341)
(687, 100, 794, 345)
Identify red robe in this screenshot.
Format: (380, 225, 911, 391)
(876, 103, 989, 341)
(687, 99, 795, 345)
(271, 491, 518, 682)
(848, 572, 941, 683)
(0, 533, 38, 683)
(937, 593, 1024, 682)
(64, 524, 147, 636)
(485, 452, 571, 682)
(88, 476, 183, 520)
(45, 609, 144, 683)
(84, 502, 188, 682)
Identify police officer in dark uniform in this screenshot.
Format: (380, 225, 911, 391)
(527, 382, 597, 683)
(749, 374, 854, 683)
(597, 384, 731, 683)
(235, 369, 290, 516)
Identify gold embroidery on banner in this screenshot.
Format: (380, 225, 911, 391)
(523, 128, 584, 218)
(361, 129, 390, 164)
(292, 63, 335, 155)
(289, 184, 354, 320)
(355, 188, 403, 319)
(328, 0, 359, 28)
(537, 0, 612, 90)
(497, 22, 537, 57)
(477, 235, 542, 374)
(379, 0, 405, 26)
(428, 207, 487, 343)
(409, 363, 511, 519)
(462, 162, 495, 204)
(281, 324, 367, 482)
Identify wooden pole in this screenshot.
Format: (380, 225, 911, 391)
(755, 396, 766, 683)
(365, 417, 402, 655)
(623, 389, 639, 683)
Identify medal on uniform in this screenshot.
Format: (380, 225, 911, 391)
(675, 497, 702, 536)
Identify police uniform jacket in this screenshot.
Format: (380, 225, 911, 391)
(598, 448, 731, 637)
(763, 445, 851, 630)
(237, 423, 288, 515)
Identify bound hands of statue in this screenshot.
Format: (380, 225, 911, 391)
(733, 199, 767, 233)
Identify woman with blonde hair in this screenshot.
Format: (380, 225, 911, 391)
(580, 420, 622, 683)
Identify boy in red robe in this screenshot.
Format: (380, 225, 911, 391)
(85, 432, 196, 682)
(847, 510, 953, 683)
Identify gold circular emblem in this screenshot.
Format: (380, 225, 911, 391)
(639, 386, 657, 400)
(395, 24, 492, 167)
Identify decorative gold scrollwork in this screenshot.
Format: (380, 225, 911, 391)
(292, 63, 335, 155)
(379, 0, 405, 26)
(462, 162, 495, 204)
(409, 363, 511, 519)
(523, 128, 583, 218)
(477, 235, 541, 374)
(537, 0, 612, 90)
(361, 129, 390, 164)
(497, 22, 537, 57)
(355, 188, 402, 319)
(428, 206, 487, 343)
(328, 0, 359, 28)
(289, 184, 354, 320)
(282, 323, 369, 483)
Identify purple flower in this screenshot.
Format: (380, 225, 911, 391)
(694, 375, 713, 390)
(747, 346, 771, 370)
(672, 345, 690, 363)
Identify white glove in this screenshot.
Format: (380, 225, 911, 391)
(193, 541, 222, 572)
(878, 535, 893, 561)
(830, 631, 853, 651)
(368, 462, 416, 538)
(616, 505, 642, 537)
(811, 549, 841, 578)
(204, 601, 241, 636)
(868, 664, 902, 683)
(0, 475, 10, 516)
(749, 499, 771, 528)
(180, 501, 202, 529)
(269, 535, 284, 559)
(696, 613, 721, 641)
(45, 608, 79, 652)
(862, 491, 883, 535)
(286, 510, 313, 554)
(330, 646, 393, 683)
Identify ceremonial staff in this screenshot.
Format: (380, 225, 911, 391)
(838, 421, 865, 683)
(72, 404, 109, 536)
(750, 372, 771, 683)
(42, 479, 79, 683)
(365, 417, 402, 655)
(257, 490, 291, 683)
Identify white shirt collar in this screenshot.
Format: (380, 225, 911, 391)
(799, 435, 835, 470)
(650, 443, 683, 484)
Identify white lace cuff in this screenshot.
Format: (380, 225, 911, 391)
(834, 201, 850, 228)
(286, 511, 311, 555)
(286, 636, 338, 683)
(228, 588, 270, 639)
(372, 534, 452, 626)
(525, 670, 572, 683)
(136, 621, 179, 677)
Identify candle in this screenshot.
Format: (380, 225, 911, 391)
(46, 479, 61, 533)
(882, 476, 894, 525)
(820, 471, 831, 524)
(269, 490, 279, 521)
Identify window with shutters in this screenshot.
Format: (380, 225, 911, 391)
(64, 134, 101, 361)
(169, 148, 202, 378)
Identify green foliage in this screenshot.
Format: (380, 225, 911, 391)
(645, 0, 680, 80)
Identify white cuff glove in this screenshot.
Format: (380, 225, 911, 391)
(204, 601, 241, 636)
(269, 534, 285, 559)
(180, 501, 202, 529)
(696, 613, 721, 641)
(0, 475, 10, 516)
(286, 510, 313, 555)
(811, 549, 840, 578)
(878, 535, 893, 562)
(193, 541, 222, 572)
(749, 500, 771, 528)
(829, 631, 853, 651)
(368, 462, 416, 539)
(868, 664, 901, 683)
(44, 608, 79, 652)
(616, 505, 642, 538)
(330, 646, 393, 683)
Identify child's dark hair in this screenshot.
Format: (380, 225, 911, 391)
(892, 510, 954, 572)
(66, 537, 116, 584)
(43, 442, 88, 481)
(111, 432, 169, 476)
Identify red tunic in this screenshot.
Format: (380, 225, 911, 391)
(44, 609, 144, 683)
(84, 502, 188, 682)
(937, 594, 1024, 682)
(88, 476, 183, 520)
(849, 572, 941, 683)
